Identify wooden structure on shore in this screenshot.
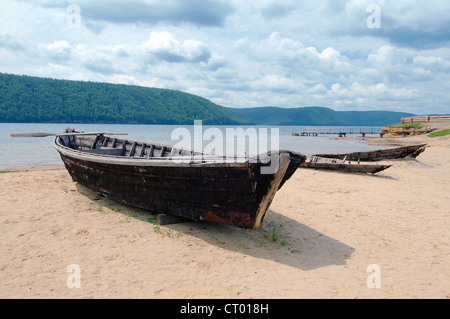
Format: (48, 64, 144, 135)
(380, 127, 435, 138)
(401, 115, 450, 124)
(53, 128, 306, 229)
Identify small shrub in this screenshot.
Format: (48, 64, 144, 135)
(272, 225, 281, 241)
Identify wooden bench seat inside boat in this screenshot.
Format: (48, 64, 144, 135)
(84, 147, 125, 156)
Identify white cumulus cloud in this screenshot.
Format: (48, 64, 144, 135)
(140, 31, 211, 64)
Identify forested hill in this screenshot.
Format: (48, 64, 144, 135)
(0, 73, 253, 125)
(0, 72, 415, 126)
(231, 106, 415, 126)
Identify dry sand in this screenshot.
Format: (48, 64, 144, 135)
(1, 127, 449, 299)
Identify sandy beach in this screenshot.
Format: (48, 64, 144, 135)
(1, 126, 449, 299)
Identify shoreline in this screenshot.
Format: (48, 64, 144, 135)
(1, 164, 64, 172)
(1, 129, 449, 299)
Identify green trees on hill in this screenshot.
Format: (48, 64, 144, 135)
(0, 73, 252, 125)
(0, 72, 416, 126)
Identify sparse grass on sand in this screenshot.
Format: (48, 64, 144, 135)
(428, 129, 450, 138)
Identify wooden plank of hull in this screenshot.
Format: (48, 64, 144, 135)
(57, 146, 296, 229)
(317, 144, 427, 162)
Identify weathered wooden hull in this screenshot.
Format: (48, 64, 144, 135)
(300, 156, 391, 174)
(317, 144, 427, 162)
(54, 130, 306, 229)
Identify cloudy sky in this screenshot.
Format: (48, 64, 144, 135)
(1, 0, 450, 114)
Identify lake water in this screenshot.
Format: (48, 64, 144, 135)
(0, 123, 384, 169)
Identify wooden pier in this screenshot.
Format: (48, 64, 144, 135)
(292, 129, 380, 138)
(293, 129, 435, 138)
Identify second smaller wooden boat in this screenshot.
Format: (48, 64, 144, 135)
(317, 144, 427, 162)
(300, 156, 392, 174)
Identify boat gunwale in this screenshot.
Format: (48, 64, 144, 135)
(54, 143, 252, 168)
(54, 136, 293, 169)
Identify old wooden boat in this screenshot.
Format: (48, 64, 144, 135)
(316, 144, 427, 162)
(53, 128, 306, 229)
(300, 156, 391, 174)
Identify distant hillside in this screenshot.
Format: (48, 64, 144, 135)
(231, 106, 416, 126)
(0, 73, 253, 125)
(0, 72, 416, 126)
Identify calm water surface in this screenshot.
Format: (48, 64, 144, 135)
(0, 123, 384, 169)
